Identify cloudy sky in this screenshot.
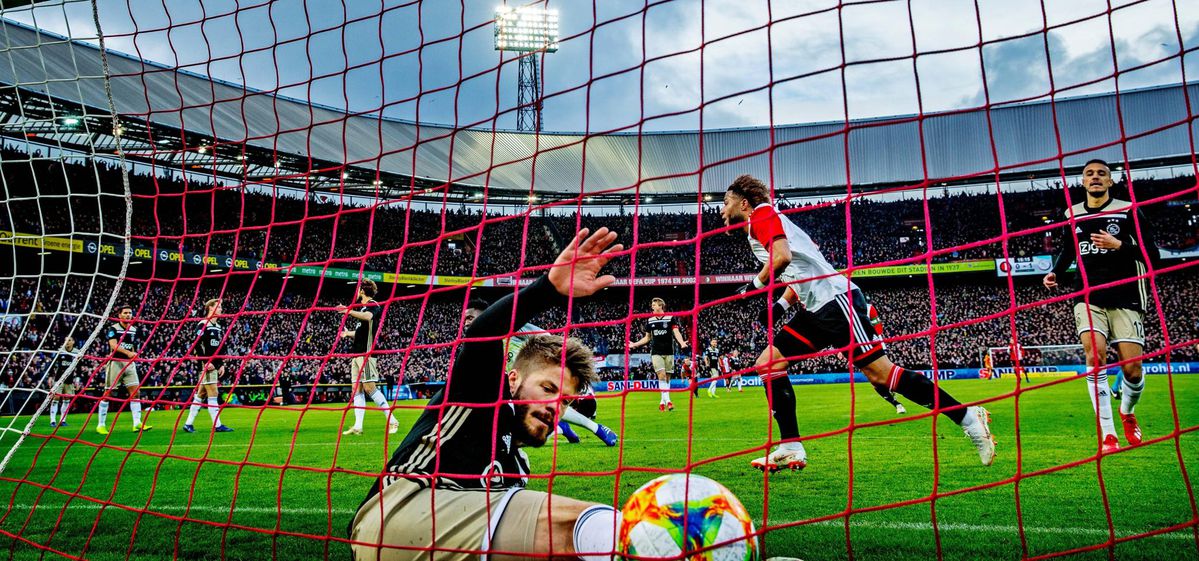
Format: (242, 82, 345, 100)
(5, 0, 1197, 133)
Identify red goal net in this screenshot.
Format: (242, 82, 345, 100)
(0, 1, 1197, 560)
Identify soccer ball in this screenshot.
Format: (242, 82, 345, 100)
(619, 473, 759, 560)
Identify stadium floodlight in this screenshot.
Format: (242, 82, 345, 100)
(493, 6, 559, 53)
(494, 5, 558, 131)
(59, 116, 80, 126)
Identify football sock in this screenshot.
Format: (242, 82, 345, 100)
(59, 402, 68, 423)
(130, 400, 143, 426)
(659, 391, 670, 404)
(186, 395, 202, 425)
(872, 382, 901, 406)
(49, 403, 58, 425)
(1119, 375, 1144, 415)
(1086, 371, 1116, 436)
(778, 440, 807, 452)
(368, 389, 393, 424)
(97, 400, 108, 427)
(562, 405, 599, 433)
(888, 365, 966, 425)
(352, 393, 366, 429)
(207, 396, 221, 425)
(707, 380, 717, 396)
(766, 374, 800, 440)
(573, 505, 620, 561)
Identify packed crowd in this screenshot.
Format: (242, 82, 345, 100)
(6, 148, 1197, 283)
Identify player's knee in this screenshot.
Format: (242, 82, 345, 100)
(755, 348, 786, 373)
(1122, 361, 1142, 380)
(859, 357, 892, 385)
(1083, 345, 1107, 367)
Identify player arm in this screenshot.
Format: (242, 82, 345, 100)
(1046, 226, 1075, 287)
(1131, 208, 1165, 270)
(107, 330, 136, 359)
(763, 237, 793, 284)
(448, 276, 567, 400)
(672, 326, 688, 349)
(345, 309, 373, 322)
(747, 210, 792, 290)
(628, 333, 649, 349)
(748, 216, 799, 322)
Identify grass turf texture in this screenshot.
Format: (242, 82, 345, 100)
(0, 376, 1196, 561)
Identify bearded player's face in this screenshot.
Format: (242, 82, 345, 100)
(508, 363, 574, 448)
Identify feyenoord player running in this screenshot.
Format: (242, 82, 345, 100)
(97, 305, 151, 434)
(47, 336, 79, 428)
(1044, 159, 1161, 452)
(626, 298, 689, 411)
(183, 299, 233, 433)
(722, 175, 996, 472)
(349, 228, 625, 561)
(338, 279, 398, 436)
(463, 299, 619, 447)
(721, 348, 744, 394)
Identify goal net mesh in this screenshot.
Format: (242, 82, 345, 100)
(0, 1, 1197, 560)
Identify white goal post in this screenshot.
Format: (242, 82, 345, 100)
(981, 344, 1086, 372)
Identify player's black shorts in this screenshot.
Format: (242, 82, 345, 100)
(571, 396, 597, 419)
(774, 289, 885, 368)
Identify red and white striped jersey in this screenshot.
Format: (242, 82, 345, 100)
(748, 203, 856, 311)
(1009, 342, 1024, 361)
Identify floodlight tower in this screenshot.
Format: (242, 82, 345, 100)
(494, 6, 559, 132)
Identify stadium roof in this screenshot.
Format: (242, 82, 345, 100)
(0, 18, 1195, 204)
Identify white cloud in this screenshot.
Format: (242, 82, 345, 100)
(4, 0, 1195, 131)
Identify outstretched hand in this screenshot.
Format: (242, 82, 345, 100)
(548, 227, 622, 297)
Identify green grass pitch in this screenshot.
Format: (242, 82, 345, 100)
(0, 376, 1197, 560)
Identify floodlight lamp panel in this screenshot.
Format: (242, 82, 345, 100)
(494, 5, 559, 52)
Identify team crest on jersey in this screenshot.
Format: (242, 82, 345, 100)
(1105, 223, 1120, 236)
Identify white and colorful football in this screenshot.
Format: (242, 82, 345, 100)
(619, 473, 759, 560)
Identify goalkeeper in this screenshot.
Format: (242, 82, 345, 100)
(463, 298, 619, 447)
(349, 228, 624, 561)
